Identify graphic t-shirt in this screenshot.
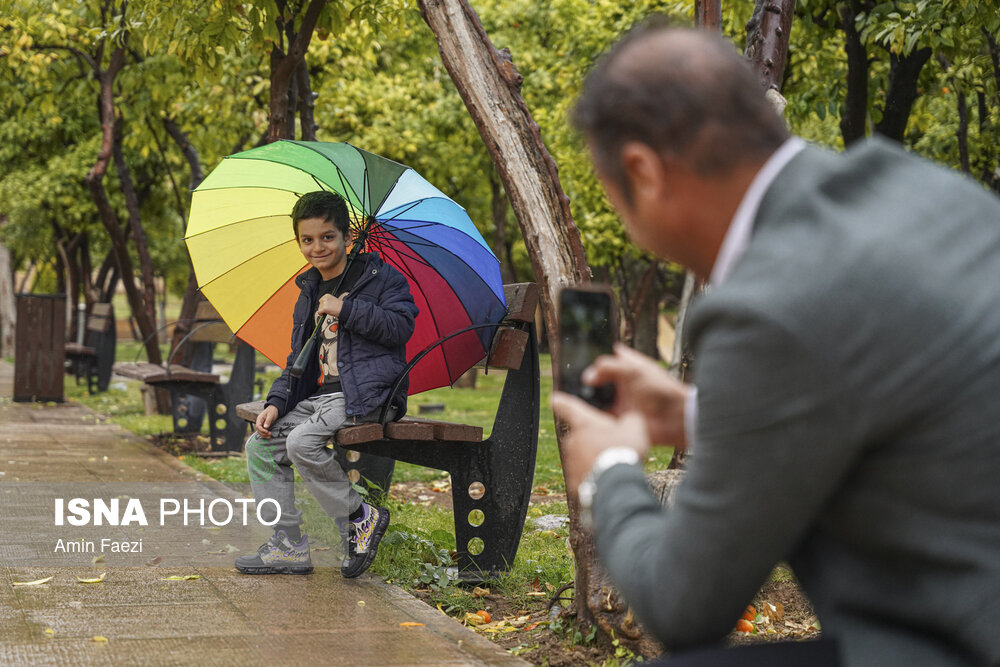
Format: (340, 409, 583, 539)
(313, 263, 363, 396)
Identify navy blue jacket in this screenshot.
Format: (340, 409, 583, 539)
(265, 252, 417, 421)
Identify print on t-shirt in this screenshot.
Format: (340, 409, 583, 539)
(317, 289, 350, 388)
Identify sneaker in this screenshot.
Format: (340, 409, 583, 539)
(235, 530, 313, 575)
(341, 505, 390, 579)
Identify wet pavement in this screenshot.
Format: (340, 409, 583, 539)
(0, 361, 526, 666)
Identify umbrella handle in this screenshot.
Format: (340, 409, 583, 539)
(289, 321, 321, 378)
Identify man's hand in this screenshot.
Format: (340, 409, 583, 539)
(551, 392, 650, 495)
(583, 343, 691, 449)
(255, 405, 279, 439)
(317, 293, 344, 318)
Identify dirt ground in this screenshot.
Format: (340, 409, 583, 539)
(391, 479, 820, 665)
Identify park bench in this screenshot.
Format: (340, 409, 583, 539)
(113, 302, 255, 453)
(65, 303, 116, 394)
(236, 282, 540, 580)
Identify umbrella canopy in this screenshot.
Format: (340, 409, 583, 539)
(185, 140, 507, 395)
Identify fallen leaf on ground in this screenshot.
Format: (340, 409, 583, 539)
(77, 573, 106, 584)
(145, 557, 163, 567)
(312, 546, 331, 551)
(161, 574, 200, 581)
(472, 586, 490, 598)
(400, 622, 425, 627)
(91, 636, 108, 643)
(357, 600, 366, 606)
(91, 555, 105, 565)
(13, 576, 53, 587)
(44, 629, 54, 636)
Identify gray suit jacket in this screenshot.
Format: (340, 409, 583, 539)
(593, 138, 1000, 666)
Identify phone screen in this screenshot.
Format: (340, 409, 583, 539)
(557, 287, 616, 410)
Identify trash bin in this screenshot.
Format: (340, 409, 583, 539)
(14, 293, 67, 402)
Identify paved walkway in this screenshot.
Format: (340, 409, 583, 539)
(0, 361, 526, 666)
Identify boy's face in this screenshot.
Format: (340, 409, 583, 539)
(297, 217, 352, 280)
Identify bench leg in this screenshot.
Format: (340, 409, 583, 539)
(334, 448, 395, 502)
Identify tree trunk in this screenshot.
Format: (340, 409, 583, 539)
(618, 257, 661, 359)
(874, 47, 932, 142)
(297, 59, 318, 141)
(694, 0, 721, 32)
(744, 0, 796, 92)
(112, 121, 158, 334)
(418, 0, 610, 634)
(488, 170, 517, 284)
(163, 117, 208, 362)
(83, 45, 163, 376)
(838, 0, 869, 145)
(0, 240, 15, 357)
(267, 0, 327, 142)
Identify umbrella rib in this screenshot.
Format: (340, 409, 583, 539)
(184, 213, 299, 240)
(366, 227, 439, 271)
(369, 227, 503, 374)
(374, 238, 460, 384)
(374, 225, 506, 331)
(273, 141, 366, 215)
(366, 234, 434, 273)
(193, 239, 303, 292)
(379, 215, 498, 257)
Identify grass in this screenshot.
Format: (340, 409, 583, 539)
(66, 345, 676, 656)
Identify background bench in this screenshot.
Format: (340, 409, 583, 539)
(236, 282, 540, 580)
(65, 303, 116, 394)
(114, 302, 254, 453)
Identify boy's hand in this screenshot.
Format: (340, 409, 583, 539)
(317, 293, 344, 317)
(255, 405, 279, 438)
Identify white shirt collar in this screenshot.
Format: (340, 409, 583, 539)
(709, 137, 806, 286)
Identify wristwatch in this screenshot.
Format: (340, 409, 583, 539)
(577, 447, 640, 528)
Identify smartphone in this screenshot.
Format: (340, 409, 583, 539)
(557, 285, 617, 410)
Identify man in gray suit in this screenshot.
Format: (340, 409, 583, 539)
(552, 23, 1000, 666)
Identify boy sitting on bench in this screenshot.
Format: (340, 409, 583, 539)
(235, 190, 418, 579)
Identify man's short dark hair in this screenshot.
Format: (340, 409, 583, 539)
(573, 21, 790, 197)
(291, 190, 351, 238)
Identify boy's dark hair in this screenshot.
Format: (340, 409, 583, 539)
(291, 190, 351, 238)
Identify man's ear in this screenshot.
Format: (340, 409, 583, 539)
(620, 141, 669, 202)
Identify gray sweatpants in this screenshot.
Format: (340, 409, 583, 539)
(245, 393, 359, 541)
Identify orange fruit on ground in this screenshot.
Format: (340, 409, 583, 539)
(476, 610, 491, 624)
(735, 619, 753, 634)
(742, 605, 756, 621)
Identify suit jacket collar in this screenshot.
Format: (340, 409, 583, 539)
(710, 137, 806, 286)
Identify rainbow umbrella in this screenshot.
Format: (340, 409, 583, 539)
(184, 140, 506, 394)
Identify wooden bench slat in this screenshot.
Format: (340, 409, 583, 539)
(487, 328, 528, 370)
(336, 423, 384, 445)
(502, 283, 538, 323)
(236, 400, 267, 423)
(399, 416, 483, 442)
(114, 362, 219, 385)
(65, 343, 96, 357)
(384, 420, 436, 441)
